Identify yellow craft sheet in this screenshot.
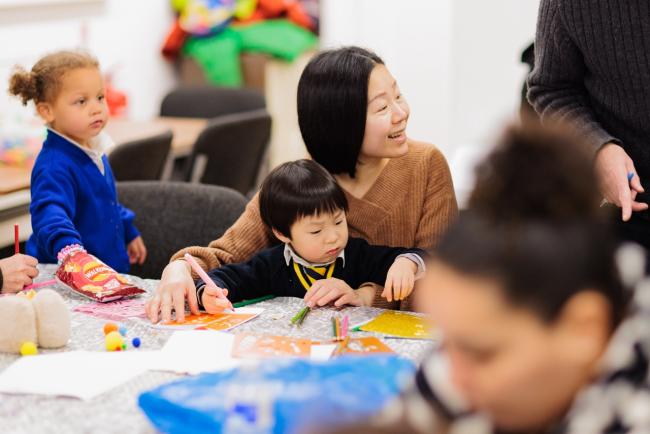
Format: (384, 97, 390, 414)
(359, 311, 432, 339)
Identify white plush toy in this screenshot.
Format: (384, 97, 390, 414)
(0, 289, 70, 354)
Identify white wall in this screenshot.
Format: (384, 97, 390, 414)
(320, 0, 454, 153)
(0, 0, 176, 121)
(320, 0, 540, 205)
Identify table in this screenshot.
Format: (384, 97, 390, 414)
(0, 265, 434, 434)
(0, 165, 31, 195)
(105, 116, 207, 158)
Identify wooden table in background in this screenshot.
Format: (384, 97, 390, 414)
(0, 165, 31, 195)
(106, 116, 207, 157)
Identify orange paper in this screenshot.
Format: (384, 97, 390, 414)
(231, 333, 312, 359)
(157, 308, 262, 331)
(339, 337, 395, 355)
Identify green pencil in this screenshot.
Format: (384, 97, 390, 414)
(290, 306, 310, 325)
(233, 295, 276, 308)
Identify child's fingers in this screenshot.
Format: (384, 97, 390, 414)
(203, 286, 224, 297)
(139, 243, 148, 264)
(334, 292, 360, 307)
(204, 286, 233, 309)
(304, 281, 320, 303)
(305, 282, 330, 307)
(315, 287, 344, 307)
(204, 294, 232, 314)
(383, 275, 394, 302)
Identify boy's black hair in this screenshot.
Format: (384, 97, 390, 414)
(259, 159, 349, 237)
(298, 46, 384, 178)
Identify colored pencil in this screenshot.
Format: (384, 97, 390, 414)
(22, 279, 57, 291)
(184, 253, 233, 311)
(14, 224, 19, 254)
(233, 295, 275, 308)
(333, 336, 350, 356)
(341, 315, 349, 338)
(290, 306, 310, 325)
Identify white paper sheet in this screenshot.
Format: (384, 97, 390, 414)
(310, 344, 336, 361)
(152, 330, 243, 374)
(0, 351, 155, 400)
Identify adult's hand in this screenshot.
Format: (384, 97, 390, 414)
(145, 260, 198, 323)
(595, 143, 647, 221)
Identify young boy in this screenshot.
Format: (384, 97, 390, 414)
(196, 159, 426, 313)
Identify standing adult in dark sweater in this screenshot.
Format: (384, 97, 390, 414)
(528, 0, 650, 247)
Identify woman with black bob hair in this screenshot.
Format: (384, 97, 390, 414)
(328, 124, 650, 434)
(147, 47, 458, 322)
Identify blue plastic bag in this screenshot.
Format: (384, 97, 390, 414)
(139, 355, 415, 434)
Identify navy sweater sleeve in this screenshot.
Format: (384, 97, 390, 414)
(347, 238, 427, 287)
(198, 249, 278, 303)
(29, 165, 83, 258)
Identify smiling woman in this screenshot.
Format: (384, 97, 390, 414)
(147, 46, 458, 323)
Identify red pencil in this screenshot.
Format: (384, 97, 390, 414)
(14, 224, 19, 254)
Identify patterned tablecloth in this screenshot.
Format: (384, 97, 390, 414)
(0, 265, 435, 434)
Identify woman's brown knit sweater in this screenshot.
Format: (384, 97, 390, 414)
(171, 140, 458, 309)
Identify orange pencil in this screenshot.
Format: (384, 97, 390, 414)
(334, 336, 350, 356)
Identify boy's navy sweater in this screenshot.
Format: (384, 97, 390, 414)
(198, 237, 426, 303)
(26, 130, 139, 273)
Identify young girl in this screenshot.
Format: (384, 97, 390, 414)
(147, 46, 458, 323)
(343, 124, 648, 434)
(8, 50, 146, 273)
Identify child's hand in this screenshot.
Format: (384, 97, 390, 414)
(0, 254, 39, 293)
(127, 236, 147, 265)
(201, 286, 232, 314)
(304, 278, 373, 308)
(382, 257, 417, 302)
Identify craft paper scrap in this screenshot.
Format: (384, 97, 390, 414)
(231, 333, 312, 359)
(74, 297, 147, 321)
(340, 337, 395, 354)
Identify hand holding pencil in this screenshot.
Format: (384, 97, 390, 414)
(184, 253, 234, 314)
(0, 255, 39, 294)
(0, 224, 39, 294)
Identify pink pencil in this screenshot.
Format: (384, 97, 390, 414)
(22, 279, 57, 291)
(184, 253, 233, 311)
(342, 315, 349, 338)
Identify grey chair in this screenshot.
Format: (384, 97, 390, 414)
(185, 109, 271, 196)
(109, 130, 172, 181)
(117, 181, 247, 279)
(160, 85, 265, 119)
